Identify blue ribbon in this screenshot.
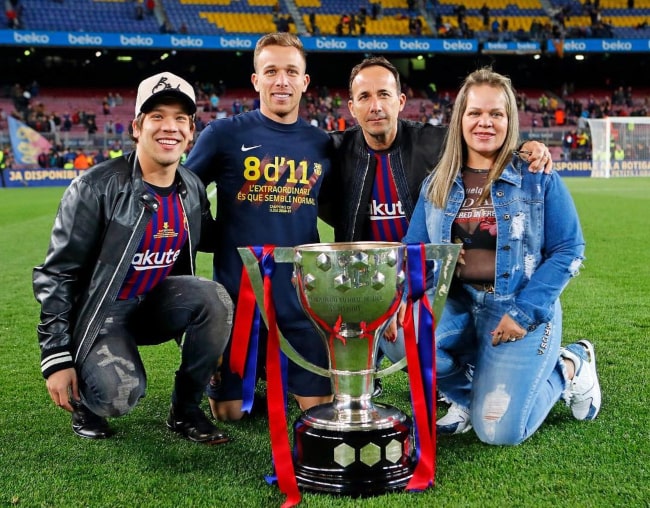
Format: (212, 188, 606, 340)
(261, 248, 290, 489)
(240, 246, 264, 414)
(405, 244, 436, 462)
(261, 250, 289, 409)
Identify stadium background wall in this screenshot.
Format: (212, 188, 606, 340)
(1, 46, 649, 91)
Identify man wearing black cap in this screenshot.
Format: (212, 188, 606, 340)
(33, 72, 234, 444)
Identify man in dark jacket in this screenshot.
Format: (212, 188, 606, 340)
(33, 72, 233, 443)
(329, 57, 552, 244)
(328, 57, 552, 395)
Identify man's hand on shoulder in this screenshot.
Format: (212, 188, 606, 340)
(519, 140, 552, 174)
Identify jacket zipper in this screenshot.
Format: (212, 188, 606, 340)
(179, 193, 195, 275)
(351, 151, 371, 240)
(74, 206, 149, 364)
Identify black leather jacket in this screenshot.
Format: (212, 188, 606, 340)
(33, 151, 215, 378)
(328, 119, 447, 242)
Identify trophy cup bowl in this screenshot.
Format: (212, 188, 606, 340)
(291, 241, 413, 495)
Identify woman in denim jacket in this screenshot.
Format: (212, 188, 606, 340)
(403, 68, 601, 445)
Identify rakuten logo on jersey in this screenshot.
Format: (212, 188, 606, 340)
(131, 249, 180, 271)
(368, 200, 405, 218)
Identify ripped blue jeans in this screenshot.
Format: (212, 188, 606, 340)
(78, 276, 233, 418)
(437, 284, 569, 445)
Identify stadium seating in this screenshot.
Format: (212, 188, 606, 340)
(17, 0, 431, 36)
(14, 0, 650, 37)
(546, 0, 650, 37)
(164, 0, 278, 34)
(296, 0, 432, 36)
(432, 0, 546, 36)
(21, 0, 162, 34)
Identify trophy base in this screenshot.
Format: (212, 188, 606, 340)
(292, 403, 414, 496)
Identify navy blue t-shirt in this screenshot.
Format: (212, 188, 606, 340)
(185, 109, 333, 330)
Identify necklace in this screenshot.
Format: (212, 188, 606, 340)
(463, 166, 490, 174)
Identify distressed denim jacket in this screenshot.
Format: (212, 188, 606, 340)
(403, 156, 585, 331)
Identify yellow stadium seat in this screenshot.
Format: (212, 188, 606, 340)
(200, 12, 278, 33)
(180, 0, 233, 5)
(295, 0, 321, 7)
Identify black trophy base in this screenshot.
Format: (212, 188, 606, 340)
(292, 406, 414, 496)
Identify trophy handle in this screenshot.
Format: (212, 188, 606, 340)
(238, 246, 331, 378)
(375, 243, 461, 379)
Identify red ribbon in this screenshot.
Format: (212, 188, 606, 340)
(403, 299, 437, 490)
(230, 246, 262, 378)
(262, 245, 301, 508)
(404, 243, 437, 491)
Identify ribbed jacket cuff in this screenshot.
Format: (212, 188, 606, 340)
(41, 350, 74, 379)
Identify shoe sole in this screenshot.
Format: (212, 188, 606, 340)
(437, 423, 472, 436)
(167, 421, 230, 445)
(72, 428, 114, 439)
(574, 339, 601, 420)
(193, 435, 230, 445)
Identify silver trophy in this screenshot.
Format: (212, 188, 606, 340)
(239, 241, 460, 495)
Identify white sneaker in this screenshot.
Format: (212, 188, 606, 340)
(436, 403, 472, 435)
(561, 339, 602, 421)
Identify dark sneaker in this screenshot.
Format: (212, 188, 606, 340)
(167, 405, 229, 444)
(71, 403, 114, 439)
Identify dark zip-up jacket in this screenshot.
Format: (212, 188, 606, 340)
(33, 151, 215, 379)
(328, 119, 447, 242)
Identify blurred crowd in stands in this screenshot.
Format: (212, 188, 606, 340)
(5, 82, 127, 143)
(4, 72, 650, 169)
(6, 0, 650, 41)
(4, 0, 23, 29)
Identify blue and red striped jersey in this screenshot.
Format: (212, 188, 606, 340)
(118, 185, 188, 300)
(367, 152, 409, 242)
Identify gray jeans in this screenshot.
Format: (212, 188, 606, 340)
(79, 276, 233, 418)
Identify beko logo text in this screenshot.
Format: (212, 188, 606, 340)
(220, 37, 253, 48)
(443, 40, 473, 51)
(316, 39, 347, 49)
(13, 32, 49, 43)
(563, 41, 587, 50)
(400, 40, 430, 50)
(602, 40, 632, 51)
(69, 34, 103, 45)
(171, 36, 204, 47)
(358, 40, 389, 50)
(120, 34, 154, 46)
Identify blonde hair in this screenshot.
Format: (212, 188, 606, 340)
(253, 32, 306, 72)
(427, 67, 520, 208)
